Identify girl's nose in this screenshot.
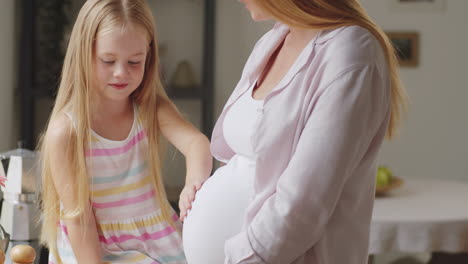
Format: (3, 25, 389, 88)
(113, 63, 130, 79)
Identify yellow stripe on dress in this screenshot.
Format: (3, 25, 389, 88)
(119, 253, 148, 263)
(92, 175, 153, 197)
(98, 213, 166, 232)
(102, 252, 149, 263)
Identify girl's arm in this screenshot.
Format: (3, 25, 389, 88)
(47, 115, 103, 264)
(157, 98, 213, 221)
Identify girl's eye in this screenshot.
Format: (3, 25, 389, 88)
(129, 61, 141, 65)
(101, 59, 115, 64)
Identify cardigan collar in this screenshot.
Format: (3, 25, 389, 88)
(225, 23, 346, 110)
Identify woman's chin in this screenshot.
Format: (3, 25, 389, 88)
(249, 11, 272, 22)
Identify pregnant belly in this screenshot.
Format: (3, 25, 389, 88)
(182, 156, 255, 264)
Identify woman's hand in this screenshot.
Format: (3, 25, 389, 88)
(179, 178, 206, 222)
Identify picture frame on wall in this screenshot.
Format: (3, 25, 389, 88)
(389, 0, 446, 12)
(386, 32, 420, 67)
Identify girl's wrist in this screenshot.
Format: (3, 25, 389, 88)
(185, 174, 209, 186)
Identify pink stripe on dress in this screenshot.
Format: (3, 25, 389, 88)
(92, 190, 155, 209)
(86, 130, 146, 157)
(88, 148, 146, 171)
(99, 226, 176, 245)
(60, 223, 68, 235)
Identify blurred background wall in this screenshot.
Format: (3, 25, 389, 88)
(0, 0, 16, 151)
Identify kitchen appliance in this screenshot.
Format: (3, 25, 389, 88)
(0, 224, 9, 254)
(0, 148, 42, 264)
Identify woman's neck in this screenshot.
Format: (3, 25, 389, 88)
(285, 26, 321, 47)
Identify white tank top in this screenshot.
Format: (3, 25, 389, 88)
(223, 85, 264, 159)
(182, 85, 264, 264)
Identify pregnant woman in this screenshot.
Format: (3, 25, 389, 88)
(182, 0, 407, 263)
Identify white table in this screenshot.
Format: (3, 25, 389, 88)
(369, 178, 468, 263)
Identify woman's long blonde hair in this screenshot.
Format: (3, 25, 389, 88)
(257, 0, 407, 139)
(39, 0, 176, 262)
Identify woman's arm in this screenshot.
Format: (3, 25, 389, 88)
(157, 98, 213, 220)
(48, 115, 103, 264)
(224, 65, 390, 264)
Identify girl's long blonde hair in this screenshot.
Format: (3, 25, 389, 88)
(39, 0, 176, 261)
(257, 0, 407, 139)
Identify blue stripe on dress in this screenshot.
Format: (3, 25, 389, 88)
(92, 162, 148, 184)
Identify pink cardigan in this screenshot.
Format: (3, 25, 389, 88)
(211, 23, 391, 264)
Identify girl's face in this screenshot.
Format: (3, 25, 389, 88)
(93, 24, 149, 102)
(238, 0, 272, 21)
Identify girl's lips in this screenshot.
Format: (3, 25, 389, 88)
(109, 83, 128, 90)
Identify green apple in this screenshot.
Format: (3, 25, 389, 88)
(376, 166, 393, 188)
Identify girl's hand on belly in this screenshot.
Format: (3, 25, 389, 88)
(179, 178, 206, 221)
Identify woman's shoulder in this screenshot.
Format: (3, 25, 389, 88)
(315, 25, 387, 78)
(332, 26, 383, 61)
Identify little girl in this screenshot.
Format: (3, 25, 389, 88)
(39, 0, 211, 263)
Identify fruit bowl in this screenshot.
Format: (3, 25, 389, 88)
(375, 176, 404, 196)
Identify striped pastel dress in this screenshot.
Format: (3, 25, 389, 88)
(50, 105, 186, 264)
